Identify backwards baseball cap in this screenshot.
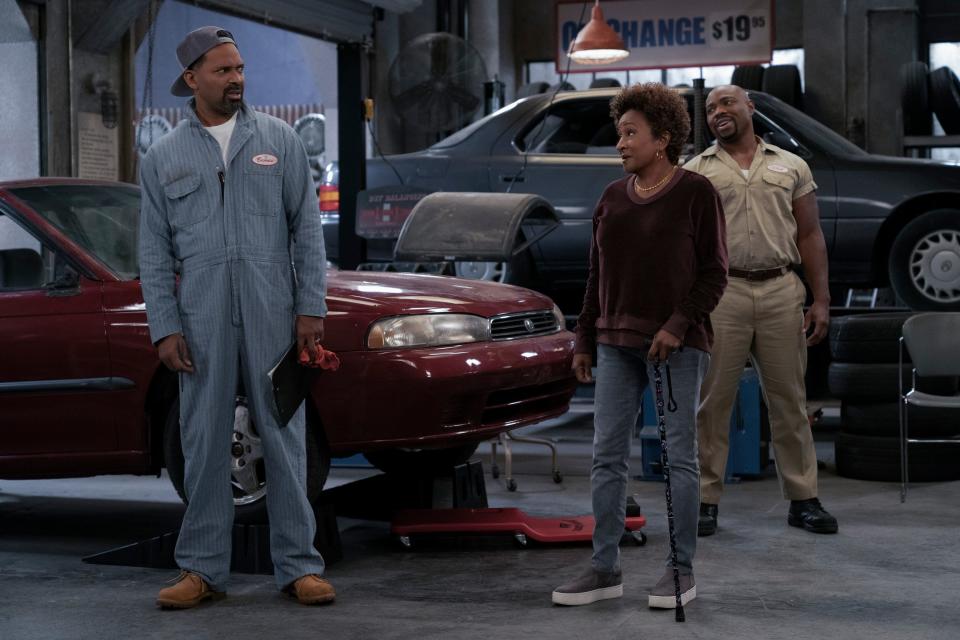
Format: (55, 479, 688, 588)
(170, 26, 237, 97)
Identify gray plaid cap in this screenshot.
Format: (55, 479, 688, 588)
(170, 26, 237, 97)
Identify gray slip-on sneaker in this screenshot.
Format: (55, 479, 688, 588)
(552, 568, 623, 606)
(647, 570, 695, 609)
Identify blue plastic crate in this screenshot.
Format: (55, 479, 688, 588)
(639, 367, 768, 481)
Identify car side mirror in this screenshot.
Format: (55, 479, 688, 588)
(763, 131, 796, 148)
(44, 269, 80, 296)
(763, 131, 812, 159)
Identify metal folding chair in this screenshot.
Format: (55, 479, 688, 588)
(899, 312, 960, 502)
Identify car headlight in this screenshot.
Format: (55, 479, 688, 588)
(367, 314, 491, 349)
(552, 304, 566, 331)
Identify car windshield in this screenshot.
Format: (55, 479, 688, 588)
(752, 94, 867, 157)
(9, 184, 141, 279)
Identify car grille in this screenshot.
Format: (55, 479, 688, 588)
(482, 378, 578, 426)
(490, 310, 558, 340)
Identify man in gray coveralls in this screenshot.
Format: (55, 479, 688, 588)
(139, 26, 334, 608)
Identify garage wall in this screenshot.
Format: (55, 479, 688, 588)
(803, 0, 920, 154)
(0, 0, 39, 180)
(372, 0, 440, 154)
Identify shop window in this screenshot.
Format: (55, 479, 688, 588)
(527, 48, 804, 93)
(929, 42, 960, 162)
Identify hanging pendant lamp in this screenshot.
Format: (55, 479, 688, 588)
(568, 0, 630, 65)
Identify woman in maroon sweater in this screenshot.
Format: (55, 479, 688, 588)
(552, 84, 728, 610)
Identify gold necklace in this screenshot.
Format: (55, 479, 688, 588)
(634, 165, 677, 194)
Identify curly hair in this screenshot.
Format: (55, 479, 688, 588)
(609, 83, 690, 164)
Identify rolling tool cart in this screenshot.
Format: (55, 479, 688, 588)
(489, 430, 563, 491)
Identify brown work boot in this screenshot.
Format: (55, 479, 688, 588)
(156, 571, 224, 609)
(287, 574, 336, 605)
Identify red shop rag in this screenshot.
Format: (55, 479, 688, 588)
(298, 342, 341, 371)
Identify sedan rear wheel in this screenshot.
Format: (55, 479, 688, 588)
(889, 209, 960, 310)
(453, 235, 533, 287)
(455, 260, 509, 282)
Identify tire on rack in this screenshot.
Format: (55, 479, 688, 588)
(164, 396, 330, 524)
(516, 82, 550, 99)
(761, 65, 803, 109)
(548, 81, 576, 93)
(900, 62, 932, 136)
(589, 77, 622, 88)
(731, 65, 765, 91)
(828, 312, 916, 363)
(840, 400, 960, 437)
(835, 431, 960, 482)
(928, 66, 960, 135)
(827, 362, 958, 401)
(363, 443, 480, 477)
(888, 209, 960, 311)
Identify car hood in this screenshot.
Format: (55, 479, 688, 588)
(834, 153, 960, 199)
(325, 271, 555, 317)
(843, 152, 960, 179)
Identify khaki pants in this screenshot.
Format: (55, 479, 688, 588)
(697, 271, 818, 503)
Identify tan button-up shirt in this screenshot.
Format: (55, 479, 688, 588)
(684, 137, 816, 270)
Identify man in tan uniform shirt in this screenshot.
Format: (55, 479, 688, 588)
(684, 85, 838, 535)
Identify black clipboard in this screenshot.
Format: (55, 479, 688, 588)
(267, 342, 309, 428)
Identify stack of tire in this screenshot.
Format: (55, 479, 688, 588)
(731, 65, 803, 109)
(829, 313, 960, 482)
(900, 62, 960, 135)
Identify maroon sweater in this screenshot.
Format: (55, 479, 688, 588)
(575, 168, 728, 355)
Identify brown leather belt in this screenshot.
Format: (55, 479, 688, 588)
(728, 266, 789, 281)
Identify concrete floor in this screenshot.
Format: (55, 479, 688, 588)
(1, 405, 958, 640)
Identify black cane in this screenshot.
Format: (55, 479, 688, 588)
(652, 362, 685, 622)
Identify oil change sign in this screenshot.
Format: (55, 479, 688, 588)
(556, 0, 773, 72)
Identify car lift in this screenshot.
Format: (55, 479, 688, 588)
(83, 462, 647, 571)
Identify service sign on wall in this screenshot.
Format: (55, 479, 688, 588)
(556, 0, 773, 73)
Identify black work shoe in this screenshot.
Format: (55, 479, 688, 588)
(697, 503, 718, 537)
(788, 498, 838, 534)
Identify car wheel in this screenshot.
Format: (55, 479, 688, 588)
(453, 235, 534, 287)
(928, 66, 960, 135)
(827, 362, 958, 400)
(589, 78, 622, 89)
(453, 255, 533, 286)
(516, 82, 550, 98)
(164, 396, 330, 524)
(900, 62, 932, 136)
(889, 209, 960, 310)
(363, 443, 479, 476)
(841, 400, 960, 438)
(761, 65, 803, 109)
(731, 65, 765, 91)
(828, 312, 916, 363)
(835, 431, 960, 482)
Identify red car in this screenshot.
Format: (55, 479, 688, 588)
(0, 179, 576, 520)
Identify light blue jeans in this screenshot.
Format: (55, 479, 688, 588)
(591, 343, 708, 575)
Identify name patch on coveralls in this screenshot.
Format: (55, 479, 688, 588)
(252, 154, 278, 166)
